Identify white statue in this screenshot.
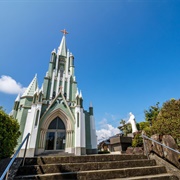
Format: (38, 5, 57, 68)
(126, 112, 138, 134)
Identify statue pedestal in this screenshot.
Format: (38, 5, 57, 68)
(109, 136, 132, 153)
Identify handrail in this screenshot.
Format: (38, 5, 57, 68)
(0, 133, 30, 180)
(142, 134, 180, 158)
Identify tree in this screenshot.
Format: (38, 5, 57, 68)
(150, 99, 180, 146)
(0, 108, 21, 159)
(138, 121, 150, 130)
(144, 102, 161, 126)
(118, 119, 132, 136)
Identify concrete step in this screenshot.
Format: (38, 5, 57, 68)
(16, 159, 156, 175)
(14, 166, 167, 180)
(109, 173, 179, 180)
(37, 151, 75, 156)
(23, 154, 147, 165)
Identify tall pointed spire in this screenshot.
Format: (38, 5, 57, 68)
(89, 102, 93, 108)
(79, 90, 83, 99)
(58, 29, 68, 57)
(15, 93, 21, 102)
(22, 74, 38, 97)
(76, 88, 79, 97)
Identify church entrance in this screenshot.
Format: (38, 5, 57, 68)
(45, 117, 66, 150)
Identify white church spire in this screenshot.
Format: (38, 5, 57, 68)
(58, 29, 68, 57)
(89, 102, 93, 108)
(79, 90, 83, 99)
(76, 88, 79, 97)
(15, 93, 21, 102)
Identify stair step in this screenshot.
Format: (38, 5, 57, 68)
(14, 166, 167, 180)
(37, 151, 75, 156)
(16, 159, 156, 175)
(109, 173, 179, 180)
(23, 154, 147, 165)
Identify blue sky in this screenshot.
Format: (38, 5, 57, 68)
(1, 1, 180, 140)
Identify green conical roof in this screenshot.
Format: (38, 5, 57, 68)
(22, 74, 38, 97)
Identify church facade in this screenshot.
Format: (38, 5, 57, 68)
(11, 30, 97, 156)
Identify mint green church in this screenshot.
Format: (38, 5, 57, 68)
(11, 30, 97, 156)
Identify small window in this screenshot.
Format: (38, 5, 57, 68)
(35, 110, 40, 126)
(77, 113, 79, 128)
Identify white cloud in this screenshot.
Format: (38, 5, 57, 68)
(96, 118, 120, 144)
(0, 75, 26, 94)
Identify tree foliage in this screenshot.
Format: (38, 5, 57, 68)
(118, 119, 132, 136)
(150, 99, 180, 145)
(0, 108, 21, 159)
(144, 102, 161, 126)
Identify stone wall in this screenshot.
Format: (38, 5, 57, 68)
(144, 134, 180, 169)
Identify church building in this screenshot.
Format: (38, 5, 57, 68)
(11, 30, 97, 156)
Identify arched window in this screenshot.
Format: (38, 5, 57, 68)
(45, 117, 66, 150)
(48, 117, 65, 130)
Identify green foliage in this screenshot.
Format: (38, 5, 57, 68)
(143, 126, 152, 137)
(144, 102, 161, 125)
(138, 121, 150, 131)
(0, 108, 21, 159)
(148, 99, 180, 145)
(119, 119, 132, 136)
(132, 134, 143, 147)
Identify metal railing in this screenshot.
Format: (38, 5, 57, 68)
(0, 133, 30, 180)
(142, 134, 180, 159)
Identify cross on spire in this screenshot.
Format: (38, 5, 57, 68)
(61, 29, 68, 35)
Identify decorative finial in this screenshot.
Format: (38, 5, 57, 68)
(61, 29, 68, 35)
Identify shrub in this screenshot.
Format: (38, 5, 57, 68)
(132, 134, 143, 147)
(0, 108, 21, 159)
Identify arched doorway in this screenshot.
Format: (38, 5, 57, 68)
(45, 117, 66, 150)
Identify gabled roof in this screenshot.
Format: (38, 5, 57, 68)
(21, 74, 38, 97)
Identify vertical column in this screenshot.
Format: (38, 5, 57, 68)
(62, 74, 65, 93)
(65, 50, 70, 77)
(39, 130, 43, 148)
(56, 70, 60, 94)
(55, 54, 59, 76)
(42, 131, 46, 149)
(50, 70, 55, 100)
(66, 132, 69, 148)
(67, 75, 70, 100)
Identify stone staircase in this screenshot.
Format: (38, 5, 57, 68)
(14, 154, 178, 180)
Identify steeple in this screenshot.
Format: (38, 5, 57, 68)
(15, 93, 21, 102)
(89, 102, 93, 108)
(76, 88, 79, 97)
(22, 74, 38, 97)
(79, 90, 83, 99)
(58, 29, 68, 57)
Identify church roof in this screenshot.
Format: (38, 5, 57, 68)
(58, 35, 67, 57)
(22, 74, 38, 97)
